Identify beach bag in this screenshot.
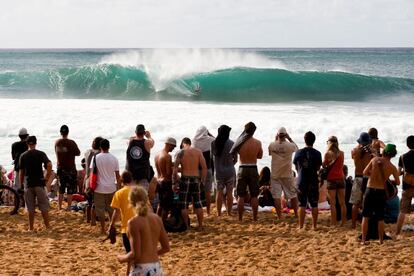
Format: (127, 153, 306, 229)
(319, 157, 338, 181)
(402, 155, 414, 186)
(89, 155, 98, 191)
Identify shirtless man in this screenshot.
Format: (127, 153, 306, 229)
(234, 122, 263, 221)
(154, 137, 177, 220)
(173, 137, 207, 229)
(117, 186, 170, 275)
(349, 132, 373, 228)
(361, 144, 400, 245)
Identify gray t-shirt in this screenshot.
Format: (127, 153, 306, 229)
(211, 139, 236, 181)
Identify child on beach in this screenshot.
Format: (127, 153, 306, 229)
(117, 186, 170, 276)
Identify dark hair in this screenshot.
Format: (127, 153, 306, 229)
(214, 125, 231, 156)
(368, 128, 378, 140)
(258, 167, 271, 186)
(60, 124, 69, 136)
(92, 136, 103, 150)
(180, 137, 191, 149)
(407, 135, 414, 150)
(304, 131, 316, 146)
(244, 122, 256, 135)
(19, 134, 29, 140)
(100, 139, 110, 150)
(121, 171, 132, 184)
(135, 124, 145, 135)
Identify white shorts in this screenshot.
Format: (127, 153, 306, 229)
(130, 262, 163, 276)
(270, 178, 297, 200)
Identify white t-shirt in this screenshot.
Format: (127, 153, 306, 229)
(90, 152, 119, 194)
(268, 140, 298, 179)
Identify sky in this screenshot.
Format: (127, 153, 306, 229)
(0, 0, 413, 48)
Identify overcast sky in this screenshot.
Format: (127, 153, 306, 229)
(0, 0, 413, 48)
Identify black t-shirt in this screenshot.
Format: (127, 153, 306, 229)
(126, 139, 150, 181)
(11, 140, 28, 171)
(293, 147, 322, 187)
(19, 149, 50, 187)
(399, 150, 414, 174)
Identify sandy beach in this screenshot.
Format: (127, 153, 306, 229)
(1, 204, 413, 276)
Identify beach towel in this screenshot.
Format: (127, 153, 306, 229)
(193, 126, 215, 152)
(230, 122, 256, 155)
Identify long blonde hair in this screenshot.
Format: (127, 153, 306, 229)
(129, 186, 149, 217)
(327, 136, 340, 158)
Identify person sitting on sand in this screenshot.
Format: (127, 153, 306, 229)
(211, 125, 237, 217)
(361, 144, 400, 245)
(258, 167, 274, 207)
(323, 136, 346, 226)
(173, 137, 207, 229)
(19, 136, 52, 231)
(395, 136, 414, 236)
(293, 131, 322, 229)
(155, 137, 177, 220)
(368, 128, 385, 157)
(109, 171, 136, 253)
(230, 122, 263, 221)
(117, 186, 170, 276)
(269, 127, 298, 219)
(349, 132, 374, 228)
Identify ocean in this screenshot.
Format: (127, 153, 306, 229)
(0, 48, 413, 179)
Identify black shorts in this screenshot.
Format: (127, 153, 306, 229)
(362, 188, 386, 220)
(159, 180, 174, 211)
(236, 166, 259, 197)
(178, 176, 204, 209)
(57, 168, 78, 195)
(297, 183, 319, 208)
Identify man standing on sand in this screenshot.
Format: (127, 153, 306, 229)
(361, 144, 400, 245)
(93, 139, 121, 234)
(55, 125, 81, 210)
(349, 132, 373, 229)
(11, 128, 29, 191)
(19, 136, 52, 231)
(126, 124, 154, 190)
(155, 137, 177, 220)
(268, 127, 298, 219)
(395, 136, 414, 236)
(293, 131, 322, 229)
(173, 137, 207, 230)
(230, 122, 263, 221)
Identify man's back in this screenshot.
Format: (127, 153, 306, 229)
(239, 137, 262, 164)
(399, 150, 414, 174)
(20, 149, 49, 187)
(55, 138, 80, 171)
(12, 140, 28, 170)
(269, 140, 298, 178)
(94, 152, 119, 192)
(180, 148, 204, 176)
(155, 150, 172, 181)
(352, 146, 372, 175)
(367, 157, 397, 189)
(294, 147, 322, 185)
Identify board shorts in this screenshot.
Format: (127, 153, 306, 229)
(130, 262, 163, 276)
(362, 187, 386, 220)
(57, 168, 78, 195)
(270, 177, 297, 200)
(25, 186, 50, 212)
(349, 176, 368, 205)
(400, 184, 414, 214)
(327, 179, 345, 191)
(216, 176, 235, 192)
(158, 180, 174, 211)
(178, 176, 204, 209)
(297, 183, 319, 208)
(236, 165, 259, 197)
(94, 192, 115, 220)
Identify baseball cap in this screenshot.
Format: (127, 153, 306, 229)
(27, 135, 37, 145)
(165, 137, 177, 147)
(19, 128, 28, 136)
(278, 127, 287, 135)
(135, 124, 146, 135)
(60, 125, 69, 134)
(383, 144, 397, 156)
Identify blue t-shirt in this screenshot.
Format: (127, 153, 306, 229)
(293, 147, 322, 187)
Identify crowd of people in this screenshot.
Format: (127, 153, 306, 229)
(2, 123, 414, 275)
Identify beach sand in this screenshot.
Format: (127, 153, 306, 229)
(1, 204, 414, 276)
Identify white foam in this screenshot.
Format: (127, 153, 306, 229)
(99, 49, 286, 91)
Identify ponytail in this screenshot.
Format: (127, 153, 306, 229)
(129, 186, 149, 217)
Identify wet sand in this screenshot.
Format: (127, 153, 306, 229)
(1, 204, 413, 275)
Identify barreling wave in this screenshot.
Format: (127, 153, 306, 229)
(1, 64, 413, 102)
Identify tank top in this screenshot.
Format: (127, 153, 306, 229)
(327, 151, 345, 181)
(126, 139, 150, 181)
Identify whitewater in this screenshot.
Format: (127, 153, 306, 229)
(0, 48, 413, 178)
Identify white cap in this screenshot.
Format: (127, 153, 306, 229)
(18, 128, 28, 136)
(278, 127, 287, 135)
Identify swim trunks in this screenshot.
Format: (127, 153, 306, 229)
(362, 187, 386, 220)
(236, 165, 259, 197)
(130, 262, 163, 276)
(297, 183, 319, 208)
(25, 186, 50, 212)
(158, 180, 174, 211)
(349, 176, 368, 205)
(270, 177, 297, 200)
(57, 168, 78, 194)
(400, 184, 414, 214)
(178, 176, 204, 209)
